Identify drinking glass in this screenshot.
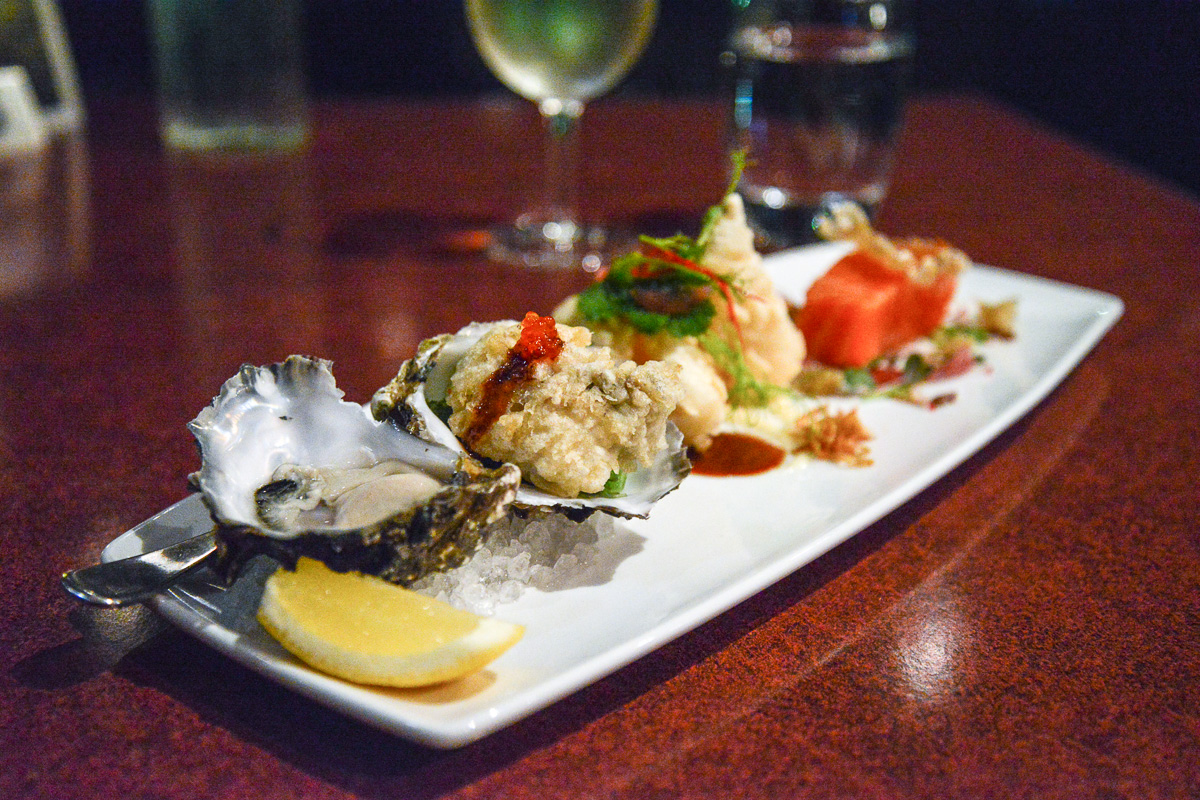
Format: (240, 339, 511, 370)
(729, 0, 914, 250)
(148, 0, 309, 151)
(465, 0, 658, 269)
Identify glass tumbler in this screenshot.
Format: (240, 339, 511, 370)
(729, 0, 914, 249)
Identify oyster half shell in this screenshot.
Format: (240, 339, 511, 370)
(188, 355, 520, 585)
(370, 322, 691, 519)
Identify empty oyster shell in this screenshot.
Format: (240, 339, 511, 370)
(188, 355, 520, 585)
(370, 321, 691, 519)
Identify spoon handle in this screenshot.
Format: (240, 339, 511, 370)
(61, 530, 218, 607)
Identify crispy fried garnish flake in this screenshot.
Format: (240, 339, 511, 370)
(793, 366, 847, 397)
(793, 406, 873, 467)
(976, 299, 1018, 339)
(814, 201, 970, 286)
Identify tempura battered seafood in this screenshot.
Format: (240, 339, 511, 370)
(554, 190, 813, 455)
(372, 313, 691, 518)
(701, 192, 806, 387)
(445, 315, 683, 497)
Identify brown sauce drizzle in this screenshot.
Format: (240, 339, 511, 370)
(690, 432, 786, 477)
(462, 312, 563, 448)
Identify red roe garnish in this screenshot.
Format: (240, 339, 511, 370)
(514, 311, 564, 362)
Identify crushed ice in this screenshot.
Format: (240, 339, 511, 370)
(410, 511, 615, 615)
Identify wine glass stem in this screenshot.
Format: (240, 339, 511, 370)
(537, 98, 584, 229)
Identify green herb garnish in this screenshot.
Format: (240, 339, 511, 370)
(582, 471, 627, 498)
(576, 151, 789, 410)
(575, 251, 717, 337)
(935, 324, 991, 344)
(576, 151, 749, 338)
(842, 368, 877, 393)
(902, 353, 934, 383)
(698, 332, 789, 408)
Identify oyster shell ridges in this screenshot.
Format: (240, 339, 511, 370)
(189, 355, 520, 586)
(213, 456, 520, 586)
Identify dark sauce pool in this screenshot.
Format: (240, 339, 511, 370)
(689, 432, 786, 477)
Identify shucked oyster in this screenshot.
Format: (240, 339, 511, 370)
(188, 355, 520, 585)
(370, 315, 691, 519)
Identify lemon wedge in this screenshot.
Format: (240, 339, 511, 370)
(257, 557, 524, 687)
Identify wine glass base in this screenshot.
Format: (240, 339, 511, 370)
(485, 218, 614, 272)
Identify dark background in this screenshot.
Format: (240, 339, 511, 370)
(59, 0, 1200, 197)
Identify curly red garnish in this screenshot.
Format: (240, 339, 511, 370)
(639, 243, 746, 348)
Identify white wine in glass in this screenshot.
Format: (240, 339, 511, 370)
(465, 0, 658, 269)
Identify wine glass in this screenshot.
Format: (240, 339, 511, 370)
(465, 0, 659, 270)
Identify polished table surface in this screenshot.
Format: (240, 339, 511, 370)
(2, 94, 1198, 799)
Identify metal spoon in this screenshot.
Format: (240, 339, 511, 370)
(60, 530, 218, 607)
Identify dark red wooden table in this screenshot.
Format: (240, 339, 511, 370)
(2, 93, 1197, 798)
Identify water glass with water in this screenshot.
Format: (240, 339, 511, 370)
(730, 0, 914, 249)
(148, 0, 309, 151)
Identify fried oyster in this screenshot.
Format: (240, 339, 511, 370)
(373, 313, 691, 519)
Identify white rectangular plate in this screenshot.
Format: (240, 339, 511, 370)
(102, 244, 1123, 748)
